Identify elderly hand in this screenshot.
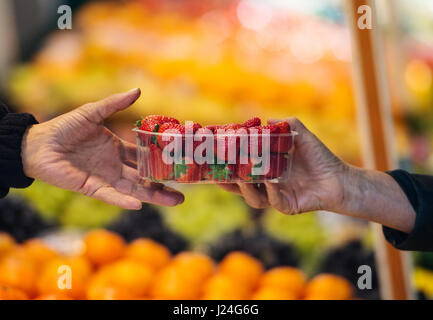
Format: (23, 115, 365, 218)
(219, 118, 346, 214)
(21, 88, 184, 210)
(219, 118, 416, 234)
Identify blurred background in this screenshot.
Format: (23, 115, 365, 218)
(0, 0, 433, 300)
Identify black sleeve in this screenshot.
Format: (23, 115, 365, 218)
(383, 169, 433, 251)
(0, 101, 38, 198)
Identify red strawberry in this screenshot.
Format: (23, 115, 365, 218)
(173, 157, 204, 182)
(265, 153, 289, 179)
(143, 115, 179, 125)
(237, 157, 263, 181)
(242, 125, 278, 156)
(149, 144, 173, 181)
(157, 122, 185, 150)
(242, 117, 261, 128)
(270, 121, 292, 153)
(214, 124, 244, 162)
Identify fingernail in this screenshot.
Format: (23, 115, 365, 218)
(173, 193, 185, 206)
(128, 88, 140, 94)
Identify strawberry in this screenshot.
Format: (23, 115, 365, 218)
(214, 124, 244, 162)
(173, 157, 204, 182)
(157, 122, 185, 150)
(143, 115, 179, 125)
(149, 144, 173, 181)
(136, 115, 179, 146)
(237, 158, 264, 181)
(242, 125, 278, 156)
(270, 121, 292, 153)
(265, 153, 289, 179)
(204, 125, 222, 133)
(242, 117, 261, 128)
(205, 163, 236, 182)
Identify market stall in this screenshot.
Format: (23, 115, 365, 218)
(1, 0, 432, 300)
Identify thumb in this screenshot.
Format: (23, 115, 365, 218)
(79, 88, 141, 123)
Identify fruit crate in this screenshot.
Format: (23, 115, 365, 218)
(135, 127, 297, 183)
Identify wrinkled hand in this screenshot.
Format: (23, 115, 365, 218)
(219, 118, 347, 214)
(21, 89, 184, 210)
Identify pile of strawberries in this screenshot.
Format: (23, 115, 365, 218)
(136, 115, 293, 183)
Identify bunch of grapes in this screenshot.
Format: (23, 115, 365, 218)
(208, 229, 299, 269)
(0, 196, 55, 242)
(107, 204, 188, 254)
(320, 240, 379, 300)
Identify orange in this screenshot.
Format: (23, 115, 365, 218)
(202, 273, 250, 300)
(259, 267, 307, 298)
(0, 233, 15, 258)
(83, 229, 125, 266)
(305, 274, 352, 300)
(21, 239, 58, 268)
(125, 238, 171, 270)
(171, 252, 215, 284)
(151, 265, 202, 300)
(37, 257, 92, 299)
(251, 287, 298, 300)
(0, 284, 28, 300)
(219, 252, 263, 290)
(86, 275, 136, 300)
(92, 259, 153, 297)
(0, 254, 38, 296)
(35, 293, 74, 300)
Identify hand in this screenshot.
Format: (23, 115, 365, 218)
(21, 88, 184, 210)
(219, 118, 416, 234)
(219, 118, 347, 214)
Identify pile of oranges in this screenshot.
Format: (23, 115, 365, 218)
(0, 230, 353, 300)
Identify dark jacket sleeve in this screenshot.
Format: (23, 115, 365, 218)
(383, 169, 433, 251)
(0, 101, 38, 198)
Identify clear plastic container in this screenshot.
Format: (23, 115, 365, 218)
(134, 129, 297, 183)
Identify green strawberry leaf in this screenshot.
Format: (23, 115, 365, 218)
(135, 119, 142, 127)
(207, 164, 232, 181)
(151, 124, 160, 146)
(173, 160, 189, 179)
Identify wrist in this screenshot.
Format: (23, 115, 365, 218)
(21, 123, 44, 179)
(332, 164, 366, 215)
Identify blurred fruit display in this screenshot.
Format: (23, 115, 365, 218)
(0, 229, 355, 300)
(160, 185, 250, 246)
(6, 0, 361, 163)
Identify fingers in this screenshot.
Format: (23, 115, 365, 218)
(92, 186, 142, 210)
(264, 181, 292, 214)
(217, 183, 242, 195)
(237, 183, 269, 209)
(119, 168, 184, 206)
(132, 182, 184, 207)
(79, 88, 141, 123)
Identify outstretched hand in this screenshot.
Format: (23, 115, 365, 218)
(21, 88, 184, 210)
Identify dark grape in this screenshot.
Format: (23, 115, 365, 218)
(208, 228, 299, 269)
(107, 204, 188, 254)
(0, 196, 56, 242)
(320, 240, 380, 300)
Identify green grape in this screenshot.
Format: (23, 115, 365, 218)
(13, 180, 74, 221)
(161, 185, 250, 246)
(262, 209, 328, 275)
(60, 196, 122, 229)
